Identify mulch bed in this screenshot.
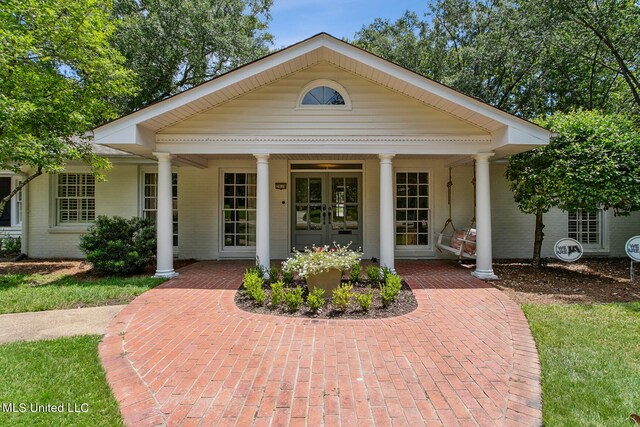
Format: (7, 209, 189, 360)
(490, 258, 640, 304)
(0, 258, 197, 278)
(235, 279, 418, 319)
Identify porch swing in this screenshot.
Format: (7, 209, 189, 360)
(435, 165, 477, 259)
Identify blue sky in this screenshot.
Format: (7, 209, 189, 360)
(269, 0, 429, 47)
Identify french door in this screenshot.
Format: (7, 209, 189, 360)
(292, 173, 361, 250)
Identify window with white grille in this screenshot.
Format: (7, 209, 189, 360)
(568, 210, 601, 245)
(395, 172, 430, 246)
(223, 172, 257, 248)
(142, 173, 178, 247)
(56, 174, 95, 224)
(13, 178, 23, 226)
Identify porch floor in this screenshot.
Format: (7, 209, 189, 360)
(99, 261, 541, 426)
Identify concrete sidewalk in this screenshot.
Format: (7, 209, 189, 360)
(0, 305, 126, 344)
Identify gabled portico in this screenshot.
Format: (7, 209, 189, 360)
(93, 33, 550, 280)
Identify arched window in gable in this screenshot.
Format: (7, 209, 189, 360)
(302, 86, 345, 105)
(297, 80, 351, 109)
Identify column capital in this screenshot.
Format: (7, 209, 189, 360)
(473, 152, 494, 162)
(152, 152, 174, 161)
(378, 153, 396, 162)
(253, 154, 270, 162)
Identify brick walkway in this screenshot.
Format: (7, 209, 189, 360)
(99, 261, 541, 427)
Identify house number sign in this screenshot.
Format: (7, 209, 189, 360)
(553, 238, 583, 262)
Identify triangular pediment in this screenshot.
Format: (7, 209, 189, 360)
(94, 33, 549, 156)
(158, 61, 489, 138)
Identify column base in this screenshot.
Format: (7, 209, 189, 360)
(154, 269, 179, 279)
(471, 269, 498, 280)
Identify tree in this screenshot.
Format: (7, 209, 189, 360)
(0, 0, 136, 216)
(531, 0, 640, 111)
(351, 0, 639, 118)
(506, 110, 640, 267)
(112, 0, 273, 110)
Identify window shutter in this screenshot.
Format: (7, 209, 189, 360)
(0, 177, 11, 226)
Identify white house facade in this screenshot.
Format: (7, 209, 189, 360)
(10, 34, 639, 277)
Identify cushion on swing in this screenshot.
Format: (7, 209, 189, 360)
(463, 232, 476, 255)
(450, 230, 466, 250)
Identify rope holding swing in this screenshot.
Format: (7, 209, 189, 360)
(436, 162, 478, 260)
(440, 167, 456, 234)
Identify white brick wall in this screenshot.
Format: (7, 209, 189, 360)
(176, 165, 217, 260)
(23, 160, 640, 261)
(491, 163, 640, 258)
(27, 165, 138, 258)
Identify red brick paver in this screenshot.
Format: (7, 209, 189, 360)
(99, 261, 541, 426)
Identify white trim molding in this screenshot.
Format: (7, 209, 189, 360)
(156, 135, 493, 156)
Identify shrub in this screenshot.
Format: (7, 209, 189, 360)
(366, 265, 381, 283)
(270, 280, 285, 307)
(79, 216, 155, 275)
(355, 287, 374, 312)
(247, 265, 265, 277)
(306, 287, 325, 313)
(282, 270, 294, 285)
(332, 282, 353, 312)
(0, 236, 21, 256)
(350, 263, 362, 282)
(243, 270, 266, 305)
(284, 286, 304, 312)
(380, 274, 402, 308)
(268, 266, 280, 283)
(381, 267, 394, 282)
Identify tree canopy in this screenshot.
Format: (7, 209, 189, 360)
(112, 0, 273, 110)
(352, 0, 640, 118)
(0, 0, 137, 214)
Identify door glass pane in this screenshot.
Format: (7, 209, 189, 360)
(346, 206, 358, 229)
(309, 178, 322, 202)
(332, 206, 343, 230)
(296, 178, 308, 203)
(345, 178, 358, 203)
(309, 205, 322, 230)
(295, 206, 308, 230)
(332, 178, 345, 228)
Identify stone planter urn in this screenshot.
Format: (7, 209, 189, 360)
(306, 268, 343, 294)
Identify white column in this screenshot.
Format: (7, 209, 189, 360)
(472, 153, 497, 280)
(379, 154, 395, 272)
(255, 154, 270, 273)
(153, 152, 177, 278)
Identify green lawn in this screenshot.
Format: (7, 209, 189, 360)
(523, 302, 640, 427)
(0, 273, 165, 314)
(0, 335, 123, 426)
